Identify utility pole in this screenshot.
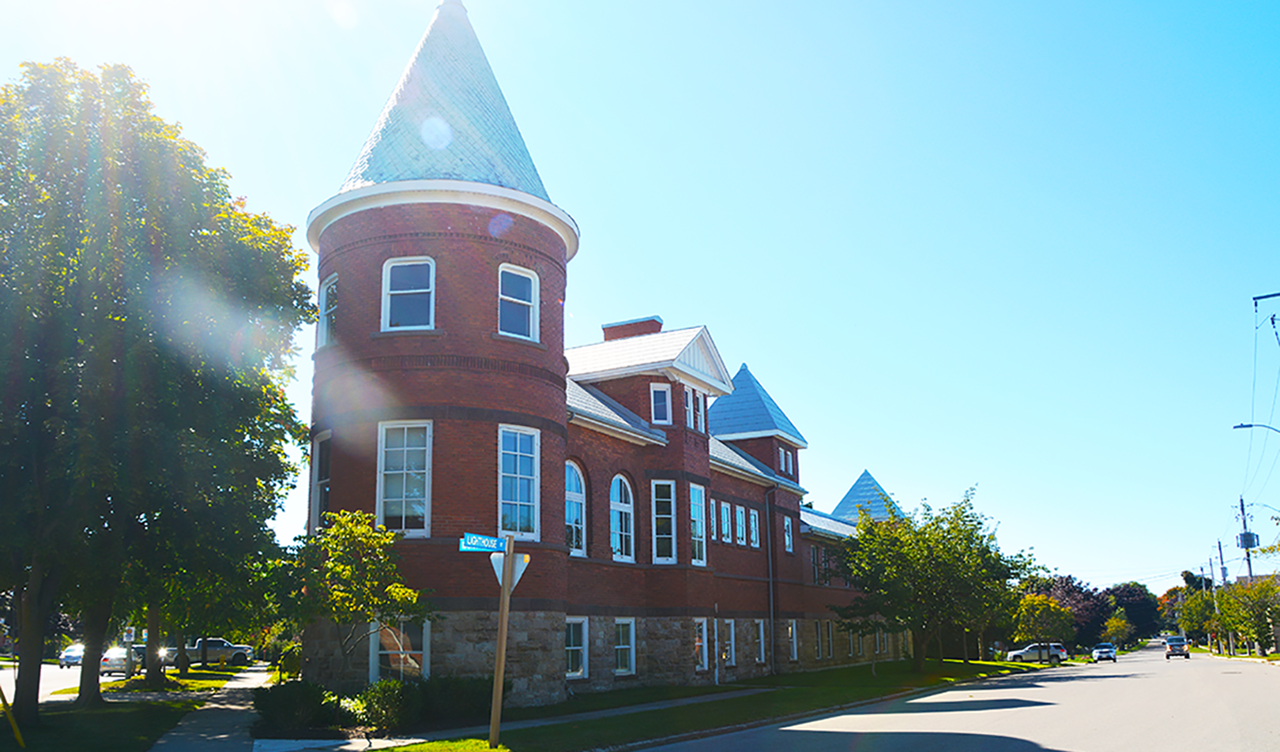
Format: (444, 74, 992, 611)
(1240, 497, 1255, 579)
(1219, 540, 1233, 655)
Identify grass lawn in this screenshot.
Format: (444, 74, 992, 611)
(393, 660, 1038, 752)
(50, 668, 238, 696)
(0, 698, 200, 752)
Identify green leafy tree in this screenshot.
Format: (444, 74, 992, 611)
(1103, 582, 1160, 639)
(1012, 593, 1075, 659)
(1102, 608, 1134, 646)
(1219, 578, 1280, 655)
(834, 493, 1027, 672)
(291, 511, 435, 685)
(1178, 589, 1215, 643)
(0, 59, 311, 721)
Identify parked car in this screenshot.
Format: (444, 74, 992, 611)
(100, 646, 135, 676)
(187, 638, 253, 666)
(1165, 635, 1190, 659)
(59, 643, 85, 668)
(1008, 642, 1069, 663)
(132, 644, 172, 667)
(1090, 642, 1117, 662)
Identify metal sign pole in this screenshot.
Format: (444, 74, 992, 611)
(489, 535, 516, 749)
(0, 683, 24, 748)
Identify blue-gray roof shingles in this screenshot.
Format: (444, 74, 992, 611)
(340, 0, 550, 201)
(801, 507, 858, 541)
(708, 438, 804, 494)
(707, 364, 807, 447)
(830, 470, 902, 523)
(566, 381, 666, 445)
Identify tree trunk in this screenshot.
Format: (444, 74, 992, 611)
(911, 629, 931, 673)
(12, 555, 60, 727)
(144, 605, 164, 687)
(175, 629, 190, 677)
(962, 628, 971, 663)
(936, 630, 945, 669)
(74, 589, 115, 708)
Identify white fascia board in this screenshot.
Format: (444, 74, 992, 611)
(711, 429, 809, 449)
(571, 363, 732, 396)
(568, 412, 666, 447)
(307, 179, 580, 260)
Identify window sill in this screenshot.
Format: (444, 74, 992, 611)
(491, 332, 547, 350)
(372, 329, 444, 339)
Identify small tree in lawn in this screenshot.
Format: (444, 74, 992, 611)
(294, 510, 434, 685)
(1012, 593, 1074, 662)
(1101, 608, 1134, 647)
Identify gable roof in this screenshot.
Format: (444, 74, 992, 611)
(830, 470, 902, 523)
(566, 326, 734, 396)
(339, 0, 549, 201)
(801, 507, 858, 541)
(706, 364, 807, 448)
(566, 380, 667, 446)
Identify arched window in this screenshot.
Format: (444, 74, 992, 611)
(565, 462, 586, 557)
(610, 475, 634, 563)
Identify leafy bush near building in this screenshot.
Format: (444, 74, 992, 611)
(253, 676, 499, 734)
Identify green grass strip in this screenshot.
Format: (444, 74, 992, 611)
(0, 699, 200, 752)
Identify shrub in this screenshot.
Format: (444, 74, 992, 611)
(359, 679, 423, 730)
(418, 675, 499, 726)
(252, 681, 331, 730)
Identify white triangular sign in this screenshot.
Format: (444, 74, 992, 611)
(490, 553, 531, 590)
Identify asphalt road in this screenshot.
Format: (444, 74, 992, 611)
(651, 643, 1280, 752)
(0, 660, 84, 704)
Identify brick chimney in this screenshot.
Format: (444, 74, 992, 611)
(602, 315, 664, 341)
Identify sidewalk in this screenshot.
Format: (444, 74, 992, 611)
(147, 665, 273, 751)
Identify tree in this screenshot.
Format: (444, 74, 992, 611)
(0, 59, 312, 722)
(1219, 578, 1280, 655)
(1103, 582, 1160, 640)
(1178, 589, 1215, 643)
(834, 493, 1027, 672)
(1012, 594, 1075, 660)
(290, 511, 435, 686)
(1024, 575, 1111, 648)
(1102, 608, 1134, 646)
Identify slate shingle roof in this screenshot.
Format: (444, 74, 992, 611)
(339, 0, 549, 201)
(801, 507, 858, 540)
(566, 380, 666, 445)
(708, 437, 804, 494)
(830, 470, 902, 523)
(706, 364, 807, 448)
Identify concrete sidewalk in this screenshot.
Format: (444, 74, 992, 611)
(147, 665, 273, 751)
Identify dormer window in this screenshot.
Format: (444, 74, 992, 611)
(650, 384, 672, 425)
(498, 264, 538, 341)
(684, 388, 706, 433)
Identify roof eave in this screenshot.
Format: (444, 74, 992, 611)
(710, 429, 809, 449)
(568, 411, 667, 447)
(569, 363, 732, 396)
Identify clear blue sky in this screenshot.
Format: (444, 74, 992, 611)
(10, 0, 1280, 596)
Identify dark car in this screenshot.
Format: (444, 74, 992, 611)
(1165, 635, 1190, 659)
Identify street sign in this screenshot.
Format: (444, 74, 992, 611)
(123, 627, 135, 643)
(489, 553, 531, 590)
(459, 532, 505, 552)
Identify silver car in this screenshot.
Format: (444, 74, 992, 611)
(1090, 642, 1117, 662)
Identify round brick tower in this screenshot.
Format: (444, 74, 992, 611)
(304, 0, 578, 701)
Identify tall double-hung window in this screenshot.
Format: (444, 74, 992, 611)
(614, 618, 635, 675)
(719, 501, 732, 541)
(610, 476, 634, 562)
(378, 422, 431, 535)
(735, 506, 747, 545)
(689, 484, 707, 566)
(693, 618, 708, 671)
(651, 384, 672, 425)
(382, 258, 434, 330)
(784, 516, 794, 553)
(499, 426, 539, 539)
(318, 275, 338, 346)
(683, 388, 705, 432)
(748, 509, 760, 548)
(566, 617, 587, 678)
(498, 264, 538, 340)
(652, 481, 676, 564)
(311, 431, 332, 532)
(565, 462, 586, 556)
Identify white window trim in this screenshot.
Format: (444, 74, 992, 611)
(381, 256, 435, 332)
(317, 273, 338, 347)
(309, 430, 332, 535)
(755, 619, 767, 663)
(690, 484, 707, 567)
(814, 620, 822, 659)
(778, 447, 785, 470)
(826, 620, 834, 659)
(566, 617, 588, 679)
(748, 509, 760, 548)
(724, 620, 736, 667)
(786, 450, 793, 475)
(788, 619, 798, 661)
(684, 387, 694, 429)
(696, 393, 705, 433)
(611, 475, 635, 563)
(565, 461, 587, 557)
(784, 516, 794, 553)
(614, 617, 636, 675)
(735, 506, 746, 546)
(376, 421, 432, 537)
(708, 498, 716, 541)
(652, 480, 676, 565)
(498, 425, 540, 541)
(651, 383, 672, 425)
(720, 501, 732, 541)
(497, 263, 539, 342)
(693, 618, 708, 671)
(369, 619, 430, 684)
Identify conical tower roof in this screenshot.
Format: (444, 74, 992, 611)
(831, 470, 901, 523)
(707, 364, 807, 447)
(340, 0, 549, 201)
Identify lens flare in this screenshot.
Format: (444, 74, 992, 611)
(419, 116, 452, 150)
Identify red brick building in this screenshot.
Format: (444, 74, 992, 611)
(302, 0, 903, 705)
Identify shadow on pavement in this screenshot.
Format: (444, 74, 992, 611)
(663, 729, 1069, 751)
(888, 697, 1052, 713)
